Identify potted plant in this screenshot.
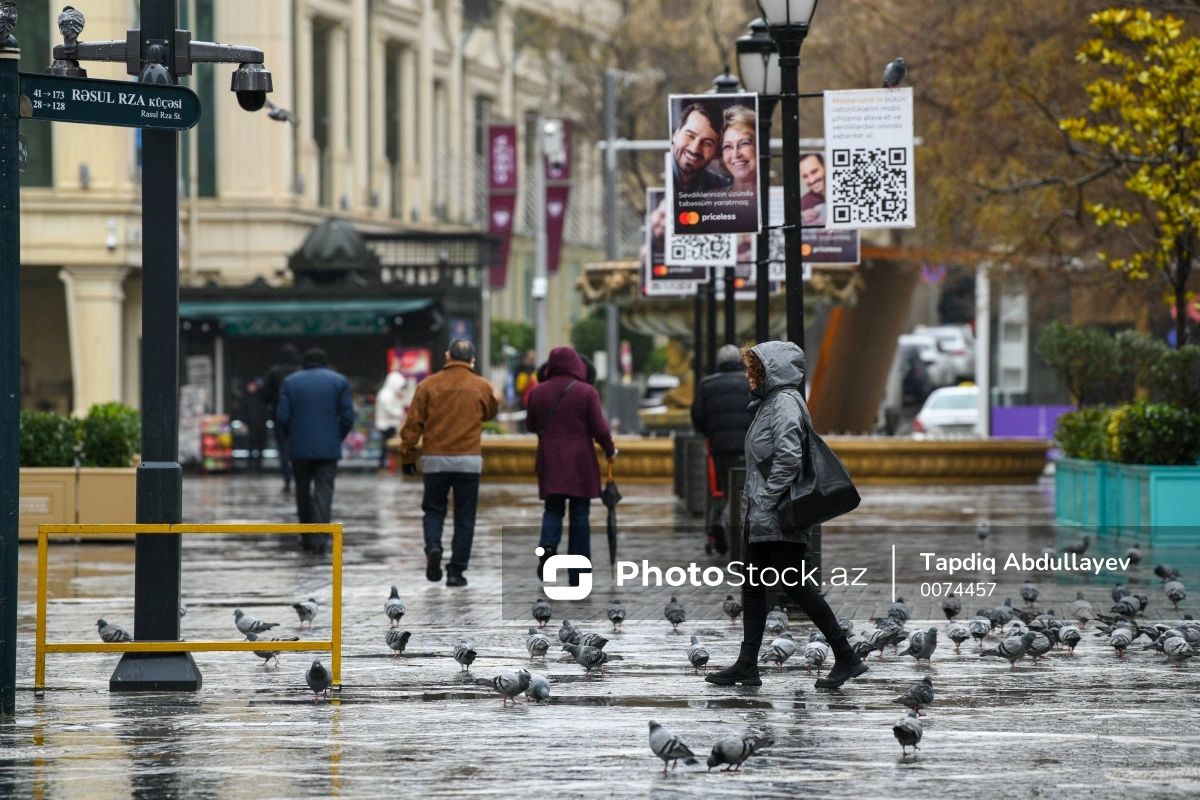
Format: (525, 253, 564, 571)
(76, 402, 140, 530)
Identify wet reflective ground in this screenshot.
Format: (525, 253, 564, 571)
(3, 474, 1199, 798)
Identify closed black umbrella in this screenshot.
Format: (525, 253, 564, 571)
(600, 460, 622, 578)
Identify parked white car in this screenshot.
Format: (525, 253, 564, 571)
(913, 385, 980, 437)
(914, 324, 976, 381)
(897, 333, 956, 388)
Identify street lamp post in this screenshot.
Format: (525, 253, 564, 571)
(710, 69, 741, 352)
(736, 20, 781, 345)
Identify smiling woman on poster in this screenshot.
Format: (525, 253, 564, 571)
(720, 105, 759, 231)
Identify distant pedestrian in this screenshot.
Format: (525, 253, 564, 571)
(527, 347, 616, 584)
(690, 343, 753, 555)
(277, 347, 355, 555)
(374, 368, 406, 472)
(263, 343, 301, 492)
(239, 378, 270, 474)
(399, 339, 499, 587)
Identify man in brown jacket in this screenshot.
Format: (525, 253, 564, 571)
(399, 339, 499, 587)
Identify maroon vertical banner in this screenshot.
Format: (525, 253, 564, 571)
(545, 120, 571, 274)
(488, 124, 519, 288)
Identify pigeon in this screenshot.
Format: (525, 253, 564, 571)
(947, 621, 970, 653)
(1041, 542, 1057, 559)
(1111, 583, 1131, 603)
(887, 598, 910, 624)
(525, 672, 551, 702)
(234, 609, 278, 636)
(893, 710, 923, 758)
(0, 3, 17, 43)
(1062, 535, 1090, 556)
(1142, 628, 1177, 653)
(179, 600, 187, 618)
(802, 638, 831, 674)
(578, 631, 609, 650)
(664, 597, 686, 631)
(865, 619, 907, 659)
(838, 617, 855, 634)
(848, 632, 873, 657)
(942, 592, 962, 620)
(981, 631, 1036, 669)
(687, 635, 710, 673)
(452, 640, 477, 673)
(1020, 581, 1039, 606)
(97, 619, 133, 644)
(1070, 592, 1094, 627)
(648, 721, 698, 774)
(247, 632, 300, 666)
(265, 99, 301, 128)
(57, 6, 85, 50)
(723, 595, 744, 624)
(893, 676, 935, 716)
(480, 669, 531, 706)
(526, 628, 551, 660)
(558, 620, 581, 645)
(764, 615, 787, 637)
(706, 734, 772, 772)
(882, 57, 907, 89)
(292, 597, 319, 629)
(532, 598, 552, 628)
(1125, 543, 1141, 568)
(1057, 624, 1082, 655)
(766, 606, 790, 631)
(1155, 563, 1182, 582)
(384, 586, 405, 627)
(1109, 626, 1134, 657)
(1026, 630, 1054, 662)
(760, 632, 796, 670)
(562, 642, 609, 678)
(386, 629, 412, 658)
(1164, 580, 1187, 609)
(607, 599, 627, 631)
(897, 628, 938, 664)
(1111, 595, 1141, 617)
(1164, 635, 1197, 667)
(976, 520, 990, 540)
(305, 659, 332, 703)
(968, 617, 991, 647)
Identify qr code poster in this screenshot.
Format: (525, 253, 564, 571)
(664, 154, 737, 267)
(769, 184, 859, 271)
(644, 187, 705, 297)
(823, 88, 915, 230)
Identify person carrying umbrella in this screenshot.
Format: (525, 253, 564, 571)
(527, 347, 616, 585)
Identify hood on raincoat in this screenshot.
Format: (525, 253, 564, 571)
(544, 346, 587, 382)
(749, 341, 806, 398)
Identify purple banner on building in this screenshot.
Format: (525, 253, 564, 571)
(546, 120, 571, 274)
(487, 124, 518, 288)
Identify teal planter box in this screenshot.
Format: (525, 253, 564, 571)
(1055, 457, 1200, 545)
(1054, 457, 1109, 528)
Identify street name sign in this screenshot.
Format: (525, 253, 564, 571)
(18, 73, 201, 131)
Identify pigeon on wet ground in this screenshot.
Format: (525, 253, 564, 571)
(525, 672, 551, 702)
(1063, 535, 1090, 556)
(1041, 542, 1057, 559)
(1112, 583, 1131, 603)
(1125, 544, 1141, 568)
(292, 598, 319, 629)
(981, 631, 1037, 669)
(526, 628, 551, 660)
(838, 618, 855, 634)
(234, 609, 279, 637)
(893, 676, 935, 716)
(1026, 630, 1054, 662)
(562, 642, 609, 678)
(723, 595, 743, 624)
(897, 628, 938, 664)
(947, 621, 970, 653)
(578, 631, 609, 650)
(1021, 581, 1039, 605)
(607, 599, 626, 631)
(558, 620, 581, 645)
(687, 635, 710, 673)
(648, 721, 698, 774)
(893, 710, 923, 758)
(766, 606, 790, 632)
(1164, 580, 1187, 609)
(386, 629, 411, 658)
(1111, 595, 1142, 617)
(976, 521, 990, 540)
(1058, 624, 1082, 655)
(1070, 592, 1094, 627)
(942, 592, 962, 620)
(453, 640, 478, 673)
(968, 617, 992, 647)
(887, 598, 910, 624)
(760, 632, 796, 671)
(1164, 635, 1197, 667)
(1110, 626, 1135, 657)
(664, 597, 686, 631)
(802, 638, 831, 674)
(247, 632, 300, 666)
(479, 669, 531, 706)
(305, 659, 331, 703)
(707, 734, 772, 772)
(532, 599, 552, 628)
(179, 600, 187, 618)
(1155, 563, 1182, 582)
(384, 586, 405, 627)
(97, 619, 132, 644)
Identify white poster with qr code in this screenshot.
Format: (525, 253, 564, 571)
(823, 87, 915, 230)
(663, 153, 737, 267)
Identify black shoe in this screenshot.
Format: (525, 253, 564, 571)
(813, 657, 869, 689)
(537, 546, 556, 580)
(705, 643, 763, 687)
(712, 526, 728, 556)
(425, 548, 443, 583)
(446, 570, 468, 587)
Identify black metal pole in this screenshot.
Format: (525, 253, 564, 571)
(705, 273, 718, 375)
(693, 291, 704, 383)
(755, 95, 777, 344)
(724, 266, 736, 345)
(0, 31, 20, 720)
(111, 0, 199, 691)
(778, 35, 807, 356)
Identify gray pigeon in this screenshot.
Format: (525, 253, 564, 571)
(1164, 580, 1187, 609)
(1125, 543, 1141, 567)
(532, 598, 552, 628)
(976, 521, 990, 540)
(292, 597, 318, 629)
(766, 606, 790, 631)
(1062, 535, 1090, 556)
(58, 6, 85, 49)
(802, 638, 831, 674)
(764, 615, 787, 637)
(648, 721, 698, 774)
(838, 618, 855, 634)
(1069, 591, 1093, 627)
(0, 3, 17, 43)
(887, 598, 910, 624)
(981, 631, 1036, 669)
(664, 597, 686, 630)
(384, 586, 405, 626)
(386, 629, 411, 658)
(97, 619, 132, 644)
(607, 599, 626, 631)
(687, 635, 710, 673)
(527, 627, 551, 660)
(1154, 563, 1182, 582)
(1112, 583, 1131, 603)
(968, 617, 991, 647)
(1026, 630, 1053, 662)
(1057, 624, 1082, 655)
(578, 631, 609, 650)
(247, 631, 299, 666)
(305, 659, 331, 703)
(893, 710, 923, 758)
(480, 669, 531, 706)
(882, 57, 907, 88)
(946, 621, 970, 653)
(453, 640, 477, 672)
(525, 672, 551, 702)
(179, 600, 187, 618)
(866, 621, 904, 658)
(234, 609, 278, 636)
(562, 642, 609, 678)
(897, 628, 938, 664)
(893, 675, 934, 715)
(1041, 542, 1057, 559)
(706, 734, 772, 772)
(558, 619, 580, 645)
(265, 99, 300, 128)
(1164, 635, 1197, 667)
(723, 595, 743, 624)
(1111, 595, 1141, 617)
(760, 632, 796, 671)
(1110, 626, 1134, 657)
(1020, 581, 1039, 605)
(942, 592, 962, 620)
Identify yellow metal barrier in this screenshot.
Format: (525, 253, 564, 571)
(36, 523, 342, 694)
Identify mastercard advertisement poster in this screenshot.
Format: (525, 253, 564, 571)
(643, 187, 706, 297)
(666, 92, 762, 236)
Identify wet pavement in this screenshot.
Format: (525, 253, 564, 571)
(3, 473, 1200, 799)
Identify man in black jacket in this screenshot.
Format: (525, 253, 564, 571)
(263, 343, 301, 492)
(691, 344, 754, 555)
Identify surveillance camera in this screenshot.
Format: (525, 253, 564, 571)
(230, 62, 273, 112)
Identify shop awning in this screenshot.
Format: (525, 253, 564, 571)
(179, 298, 434, 337)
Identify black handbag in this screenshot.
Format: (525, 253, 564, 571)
(757, 394, 860, 531)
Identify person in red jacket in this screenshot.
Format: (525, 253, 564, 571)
(526, 347, 616, 584)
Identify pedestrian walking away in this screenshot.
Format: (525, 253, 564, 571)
(239, 378, 270, 474)
(263, 343, 302, 492)
(399, 339, 499, 587)
(527, 347, 616, 585)
(691, 343, 754, 555)
(706, 341, 867, 690)
(276, 347, 356, 555)
(374, 368, 406, 472)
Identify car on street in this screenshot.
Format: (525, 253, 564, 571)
(898, 333, 956, 388)
(640, 373, 680, 409)
(913, 385, 979, 437)
(914, 324, 975, 381)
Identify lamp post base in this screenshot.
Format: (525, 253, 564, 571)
(110, 652, 202, 692)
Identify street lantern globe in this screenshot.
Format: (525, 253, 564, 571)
(709, 67, 742, 95)
(736, 18, 781, 96)
(756, 0, 818, 32)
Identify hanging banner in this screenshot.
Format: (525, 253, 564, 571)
(643, 187, 705, 297)
(545, 120, 571, 274)
(823, 87, 916, 229)
(769, 182, 860, 270)
(664, 154, 735, 268)
(487, 124, 519, 288)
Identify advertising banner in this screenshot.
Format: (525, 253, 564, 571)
(643, 187, 705, 297)
(823, 87, 916, 229)
(664, 155, 736, 268)
(487, 124, 519, 288)
(545, 120, 571, 274)
(769, 183, 860, 271)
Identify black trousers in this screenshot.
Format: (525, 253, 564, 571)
(377, 427, 397, 469)
(740, 539, 852, 659)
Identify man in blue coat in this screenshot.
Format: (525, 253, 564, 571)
(277, 347, 356, 554)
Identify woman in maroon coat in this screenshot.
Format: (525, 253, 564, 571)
(527, 347, 616, 581)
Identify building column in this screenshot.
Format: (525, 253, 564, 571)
(369, 30, 388, 216)
(350, 0, 370, 210)
(330, 22, 351, 210)
(295, 9, 317, 204)
(496, 1, 515, 120)
(59, 267, 129, 415)
(417, 0, 435, 220)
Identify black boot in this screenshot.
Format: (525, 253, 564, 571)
(704, 642, 763, 687)
(712, 524, 728, 556)
(814, 636, 868, 689)
(537, 546, 556, 580)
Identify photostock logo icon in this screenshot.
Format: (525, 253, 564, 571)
(536, 547, 592, 601)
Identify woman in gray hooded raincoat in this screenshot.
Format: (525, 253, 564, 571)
(705, 341, 868, 690)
